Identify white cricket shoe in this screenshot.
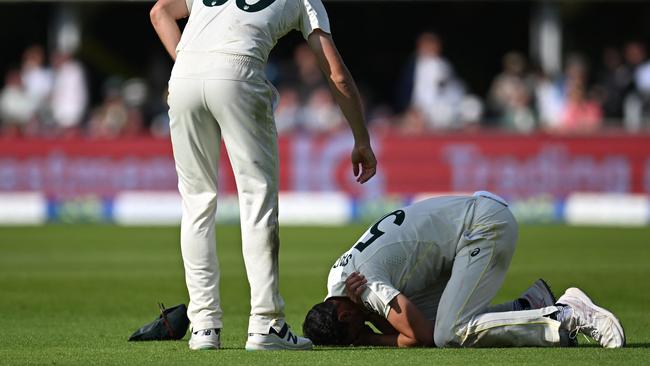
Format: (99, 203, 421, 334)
(520, 279, 556, 309)
(245, 321, 313, 351)
(557, 287, 625, 348)
(188, 328, 221, 350)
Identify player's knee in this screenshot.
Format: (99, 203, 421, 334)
(200, 191, 218, 206)
(182, 191, 218, 215)
(433, 326, 459, 348)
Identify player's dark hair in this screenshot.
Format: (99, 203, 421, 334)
(302, 300, 349, 346)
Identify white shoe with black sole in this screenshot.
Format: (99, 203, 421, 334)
(245, 322, 313, 351)
(188, 328, 221, 350)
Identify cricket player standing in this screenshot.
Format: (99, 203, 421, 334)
(304, 191, 625, 348)
(150, 0, 377, 351)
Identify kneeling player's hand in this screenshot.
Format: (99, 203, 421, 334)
(345, 272, 367, 304)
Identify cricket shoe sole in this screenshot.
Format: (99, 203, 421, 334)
(189, 328, 221, 350)
(246, 322, 313, 351)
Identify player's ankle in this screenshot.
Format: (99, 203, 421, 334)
(550, 305, 574, 329)
(514, 298, 531, 311)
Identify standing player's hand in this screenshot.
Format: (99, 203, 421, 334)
(351, 144, 377, 184)
(345, 271, 367, 304)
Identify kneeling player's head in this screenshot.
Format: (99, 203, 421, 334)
(303, 298, 364, 346)
(303, 300, 349, 345)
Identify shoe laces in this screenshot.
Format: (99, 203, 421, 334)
(570, 327, 593, 344)
(575, 312, 610, 343)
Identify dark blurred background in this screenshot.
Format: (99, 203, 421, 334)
(3, 1, 650, 136)
(1, 0, 650, 226)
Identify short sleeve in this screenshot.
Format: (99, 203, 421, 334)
(299, 0, 331, 39)
(360, 281, 400, 318)
(185, 0, 194, 14)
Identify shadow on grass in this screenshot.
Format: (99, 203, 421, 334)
(260, 343, 650, 351)
(208, 347, 412, 351)
(185, 343, 650, 351)
(622, 343, 650, 348)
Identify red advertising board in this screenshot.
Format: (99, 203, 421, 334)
(0, 132, 648, 199)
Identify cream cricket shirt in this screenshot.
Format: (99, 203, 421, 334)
(326, 196, 479, 319)
(177, 0, 331, 62)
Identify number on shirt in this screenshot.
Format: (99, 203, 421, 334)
(354, 210, 405, 252)
(203, 0, 277, 12)
(203, 0, 227, 6)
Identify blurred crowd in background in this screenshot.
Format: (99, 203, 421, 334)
(3, 32, 650, 139)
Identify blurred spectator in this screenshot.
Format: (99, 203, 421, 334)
(20, 45, 52, 114)
(536, 54, 602, 133)
(88, 80, 128, 138)
(488, 52, 527, 112)
(499, 84, 535, 133)
(623, 41, 646, 85)
(558, 79, 603, 133)
(274, 87, 301, 134)
(595, 47, 630, 123)
(121, 78, 147, 137)
(397, 32, 448, 112)
(300, 86, 344, 133)
(632, 49, 650, 130)
(409, 33, 452, 123)
(534, 67, 563, 129)
(488, 52, 537, 132)
(564, 54, 589, 93)
(5, 36, 650, 138)
(457, 96, 485, 130)
(50, 51, 87, 134)
(88, 78, 146, 138)
(0, 68, 36, 137)
(634, 58, 650, 95)
(552, 55, 603, 132)
(144, 55, 173, 137)
(426, 78, 469, 129)
(150, 90, 171, 138)
(396, 32, 481, 130)
(366, 104, 397, 134)
(293, 43, 326, 101)
(622, 41, 649, 130)
(397, 107, 427, 135)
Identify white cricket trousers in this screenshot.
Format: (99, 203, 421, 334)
(434, 193, 562, 347)
(168, 51, 284, 334)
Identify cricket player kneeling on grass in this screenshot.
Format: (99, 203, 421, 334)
(303, 191, 626, 348)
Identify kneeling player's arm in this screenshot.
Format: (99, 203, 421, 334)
(385, 294, 434, 347)
(367, 312, 398, 335)
(353, 294, 433, 347)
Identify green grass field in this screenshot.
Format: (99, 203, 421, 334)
(1, 224, 649, 365)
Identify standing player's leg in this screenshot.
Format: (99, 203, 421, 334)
(168, 77, 223, 349)
(206, 76, 311, 350)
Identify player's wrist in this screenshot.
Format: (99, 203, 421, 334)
(353, 138, 372, 151)
(350, 125, 370, 143)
